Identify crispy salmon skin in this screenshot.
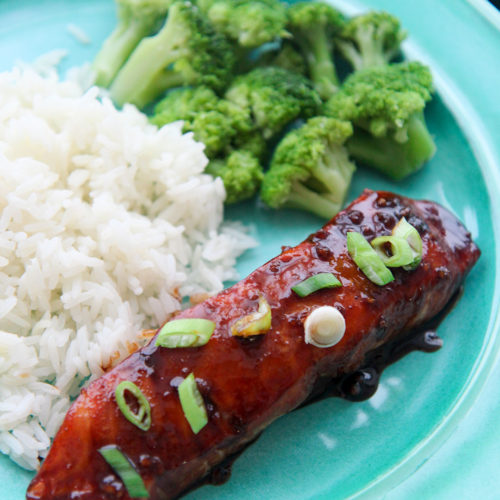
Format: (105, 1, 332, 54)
(27, 190, 480, 500)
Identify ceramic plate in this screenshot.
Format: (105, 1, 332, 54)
(0, 0, 499, 498)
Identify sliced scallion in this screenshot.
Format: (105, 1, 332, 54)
(370, 235, 414, 267)
(292, 272, 342, 297)
(231, 295, 272, 337)
(178, 373, 208, 434)
(156, 333, 199, 348)
(99, 445, 149, 498)
(347, 232, 394, 286)
(304, 306, 345, 348)
(155, 318, 215, 349)
(392, 217, 423, 270)
(115, 381, 151, 432)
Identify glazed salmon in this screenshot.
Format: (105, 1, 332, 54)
(27, 189, 480, 500)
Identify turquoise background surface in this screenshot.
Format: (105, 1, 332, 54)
(0, 0, 499, 498)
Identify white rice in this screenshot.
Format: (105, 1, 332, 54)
(0, 67, 256, 470)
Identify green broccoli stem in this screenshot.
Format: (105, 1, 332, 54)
(93, 21, 158, 88)
(303, 30, 339, 100)
(308, 146, 355, 203)
(286, 182, 342, 219)
(336, 41, 363, 72)
(110, 14, 189, 108)
(126, 70, 186, 110)
(337, 28, 389, 71)
(353, 25, 388, 69)
(346, 112, 436, 180)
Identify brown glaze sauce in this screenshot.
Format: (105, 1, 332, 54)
(194, 287, 462, 492)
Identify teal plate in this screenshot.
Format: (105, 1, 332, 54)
(0, 1, 499, 499)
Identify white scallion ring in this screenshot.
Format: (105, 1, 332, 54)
(304, 306, 346, 348)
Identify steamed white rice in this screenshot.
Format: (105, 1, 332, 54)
(0, 67, 255, 470)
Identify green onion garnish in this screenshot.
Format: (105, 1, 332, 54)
(178, 373, 208, 434)
(231, 295, 272, 337)
(115, 381, 151, 432)
(347, 232, 394, 286)
(155, 318, 215, 349)
(99, 445, 149, 498)
(370, 235, 414, 267)
(392, 217, 423, 270)
(292, 273, 342, 297)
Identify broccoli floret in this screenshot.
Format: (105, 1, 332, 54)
(324, 61, 436, 179)
(286, 2, 345, 100)
(231, 131, 268, 160)
(151, 86, 254, 158)
(189, 110, 236, 158)
(205, 150, 264, 203)
(225, 67, 322, 140)
(109, 1, 235, 109)
(196, 0, 287, 48)
(261, 116, 356, 219)
(152, 87, 230, 157)
(92, 0, 172, 88)
(255, 40, 308, 75)
(217, 99, 255, 137)
(337, 11, 406, 71)
(153, 85, 220, 117)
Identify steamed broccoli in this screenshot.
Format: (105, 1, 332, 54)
(153, 85, 220, 116)
(286, 2, 345, 100)
(92, 0, 172, 87)
(261, 116, 356, 219)
(337, 11, 406, 71)
(181, 110, 235, 158)
(196, 0, 288, 48)
(230, 130, 268, 160)
(255, 40, 308, 75)
(225, 67, 322, 139)
(151, 86, 240, 158)
(205, 150, 264, 203)
(109, 1, 235, 109)
(151, 86, 252, 157)
(324, 61, 436, 179)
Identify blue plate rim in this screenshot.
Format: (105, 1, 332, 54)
(0, 1, 498, 498)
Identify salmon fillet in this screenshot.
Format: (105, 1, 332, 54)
(27, 189, 480, 500)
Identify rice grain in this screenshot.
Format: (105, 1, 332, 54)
(0, 67, 255, 470)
